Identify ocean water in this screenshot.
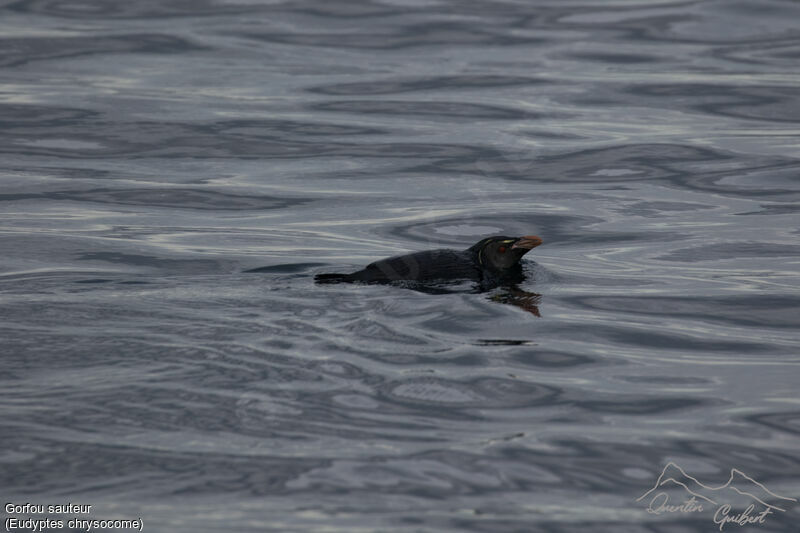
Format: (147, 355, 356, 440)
(2, 1, 799, 531)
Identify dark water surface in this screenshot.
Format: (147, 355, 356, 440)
(2, 1, 799, 531)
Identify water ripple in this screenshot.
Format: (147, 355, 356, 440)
(3, 0, 800, 530)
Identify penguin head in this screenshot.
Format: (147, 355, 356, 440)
(470, 235, 542, 272)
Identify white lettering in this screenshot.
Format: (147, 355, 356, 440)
(4, 503, 45, 514)
(4, 517, 63, 531)
(646, 492, 703, 515)
(713, 504, 773, 531)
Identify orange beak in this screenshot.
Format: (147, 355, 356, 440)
(511, 235, 543, 250)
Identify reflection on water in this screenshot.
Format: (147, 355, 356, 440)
(491, 286, 542, 317)
(1, 0, 799, 531)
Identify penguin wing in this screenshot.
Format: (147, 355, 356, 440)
(354, 249, 480, 282)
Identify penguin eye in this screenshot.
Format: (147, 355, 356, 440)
(498, 246, 506, 253)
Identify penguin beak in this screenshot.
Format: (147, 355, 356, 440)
(511, 235, 543, 251)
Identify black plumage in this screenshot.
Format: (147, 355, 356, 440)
(315, 235, 542, 286)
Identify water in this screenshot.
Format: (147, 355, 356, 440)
(2, 1, 799, 531)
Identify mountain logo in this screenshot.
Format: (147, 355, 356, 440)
(636, 462, 796, 530)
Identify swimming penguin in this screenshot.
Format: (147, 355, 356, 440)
(315, 235, 542, 286)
